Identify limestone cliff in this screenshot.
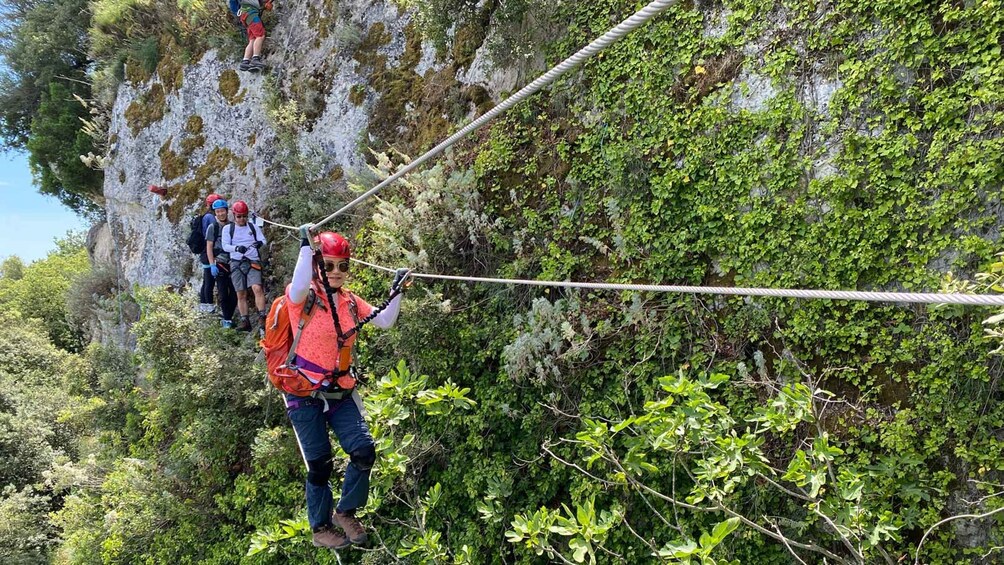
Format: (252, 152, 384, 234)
(98, 0, 516, 289)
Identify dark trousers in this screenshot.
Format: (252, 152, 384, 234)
(286, 392, 375, 530)
(199, 265, 216, 304)
(216, 270, 237, 322)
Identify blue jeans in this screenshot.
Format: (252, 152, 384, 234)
(285, 391, 375, 530)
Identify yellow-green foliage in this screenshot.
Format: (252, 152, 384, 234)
(0, 236, 89, 351)
(123, 83, 166, 136)
(217, 70, 244, 105)
(89, 0, 157, 60)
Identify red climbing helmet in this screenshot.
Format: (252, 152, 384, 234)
(232, 200, 249, 215)
(315, 232, 351, 258)
(205, 193, 222, 207)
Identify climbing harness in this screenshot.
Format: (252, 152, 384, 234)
(310, 246, 408, 393)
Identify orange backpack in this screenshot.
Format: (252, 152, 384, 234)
(259, 288, 324, 396)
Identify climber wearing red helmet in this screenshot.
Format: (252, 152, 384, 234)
(197, 193, 225, 313)
(281, 224, 409, 550)
(221, 200, 267, 331)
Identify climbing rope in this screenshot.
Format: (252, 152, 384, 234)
(309, 0, 680, 230)
(256, 0, 1004, 309)
(253, 213, 298, 231)
(349, 258, 1004, 306)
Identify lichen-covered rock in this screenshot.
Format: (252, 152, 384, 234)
(102, 0, 561, 289)
(105, 48, 280, 287)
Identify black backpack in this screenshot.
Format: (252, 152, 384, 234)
(186, 214, 206, 254)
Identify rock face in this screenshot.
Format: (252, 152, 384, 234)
(101, 0, 477, 289)
(103, 47, 271, 287)
(100, 0, 850, 292)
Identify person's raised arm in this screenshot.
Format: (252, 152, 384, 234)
(369, 293, 401, 329)
(370, 269, 410, 329)
(288, 225, 315, 304)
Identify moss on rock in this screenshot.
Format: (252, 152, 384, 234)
(349, 84, 366, 105)
(124, 57, 153, 85)
(155, 43, 185, 94)
(184, 115, 204, 136)
(218, 70, 244, 105)
(159, 137, 187, 181)
(165, 147, 236, 223)
(124, 83, 167, 136)
(358, 22, 481, 156)
(159, 115, 208, 181)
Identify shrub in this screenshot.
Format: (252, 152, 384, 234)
(66, 263, 121, 340)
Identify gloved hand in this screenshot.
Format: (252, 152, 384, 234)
(298, 223, 314, 248)
(210, 264, 219, 277)
(252, 241, 264, 249)
(391, 268, 412, 293)
(235, 245, 248, 253)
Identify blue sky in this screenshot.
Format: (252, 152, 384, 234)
(0, 151, 88, 262)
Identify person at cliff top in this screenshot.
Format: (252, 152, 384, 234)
(221, 200, 267, 332)
(205, 199, 237, 328)
(284, 225, 407, 549)
(198, 193, 222, 314)
(237, 0, 273, 72)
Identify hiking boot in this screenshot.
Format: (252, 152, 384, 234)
(237, 316, 252, 332)
(239, 59, 251, 71)
(248, 56, 265, 72)
(333, 510, 368, 544)
(312, 526, 350, 549)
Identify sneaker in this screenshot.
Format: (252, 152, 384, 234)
(239, 59, 251, 71)
(333, 510, 368, 544)
(248, 56, 265, 72)
(221, 319, 234, 329)
(312, 526, 350, 549)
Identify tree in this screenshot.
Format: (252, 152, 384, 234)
(0, 0, 100, 215)
(0, 0, 92, 148)
(0, 255, 25, 280)
(0, 233, 89, 351)
(26, 81, 102, 214)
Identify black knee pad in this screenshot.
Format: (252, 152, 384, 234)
(349, 445, 376, 472)
(306, 456, 333, 486)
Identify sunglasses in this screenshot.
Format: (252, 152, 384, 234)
(235, 214, 248, 219)
(323, 259, 350, 273)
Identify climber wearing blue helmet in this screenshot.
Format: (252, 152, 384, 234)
(206, 199, 238, 328)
